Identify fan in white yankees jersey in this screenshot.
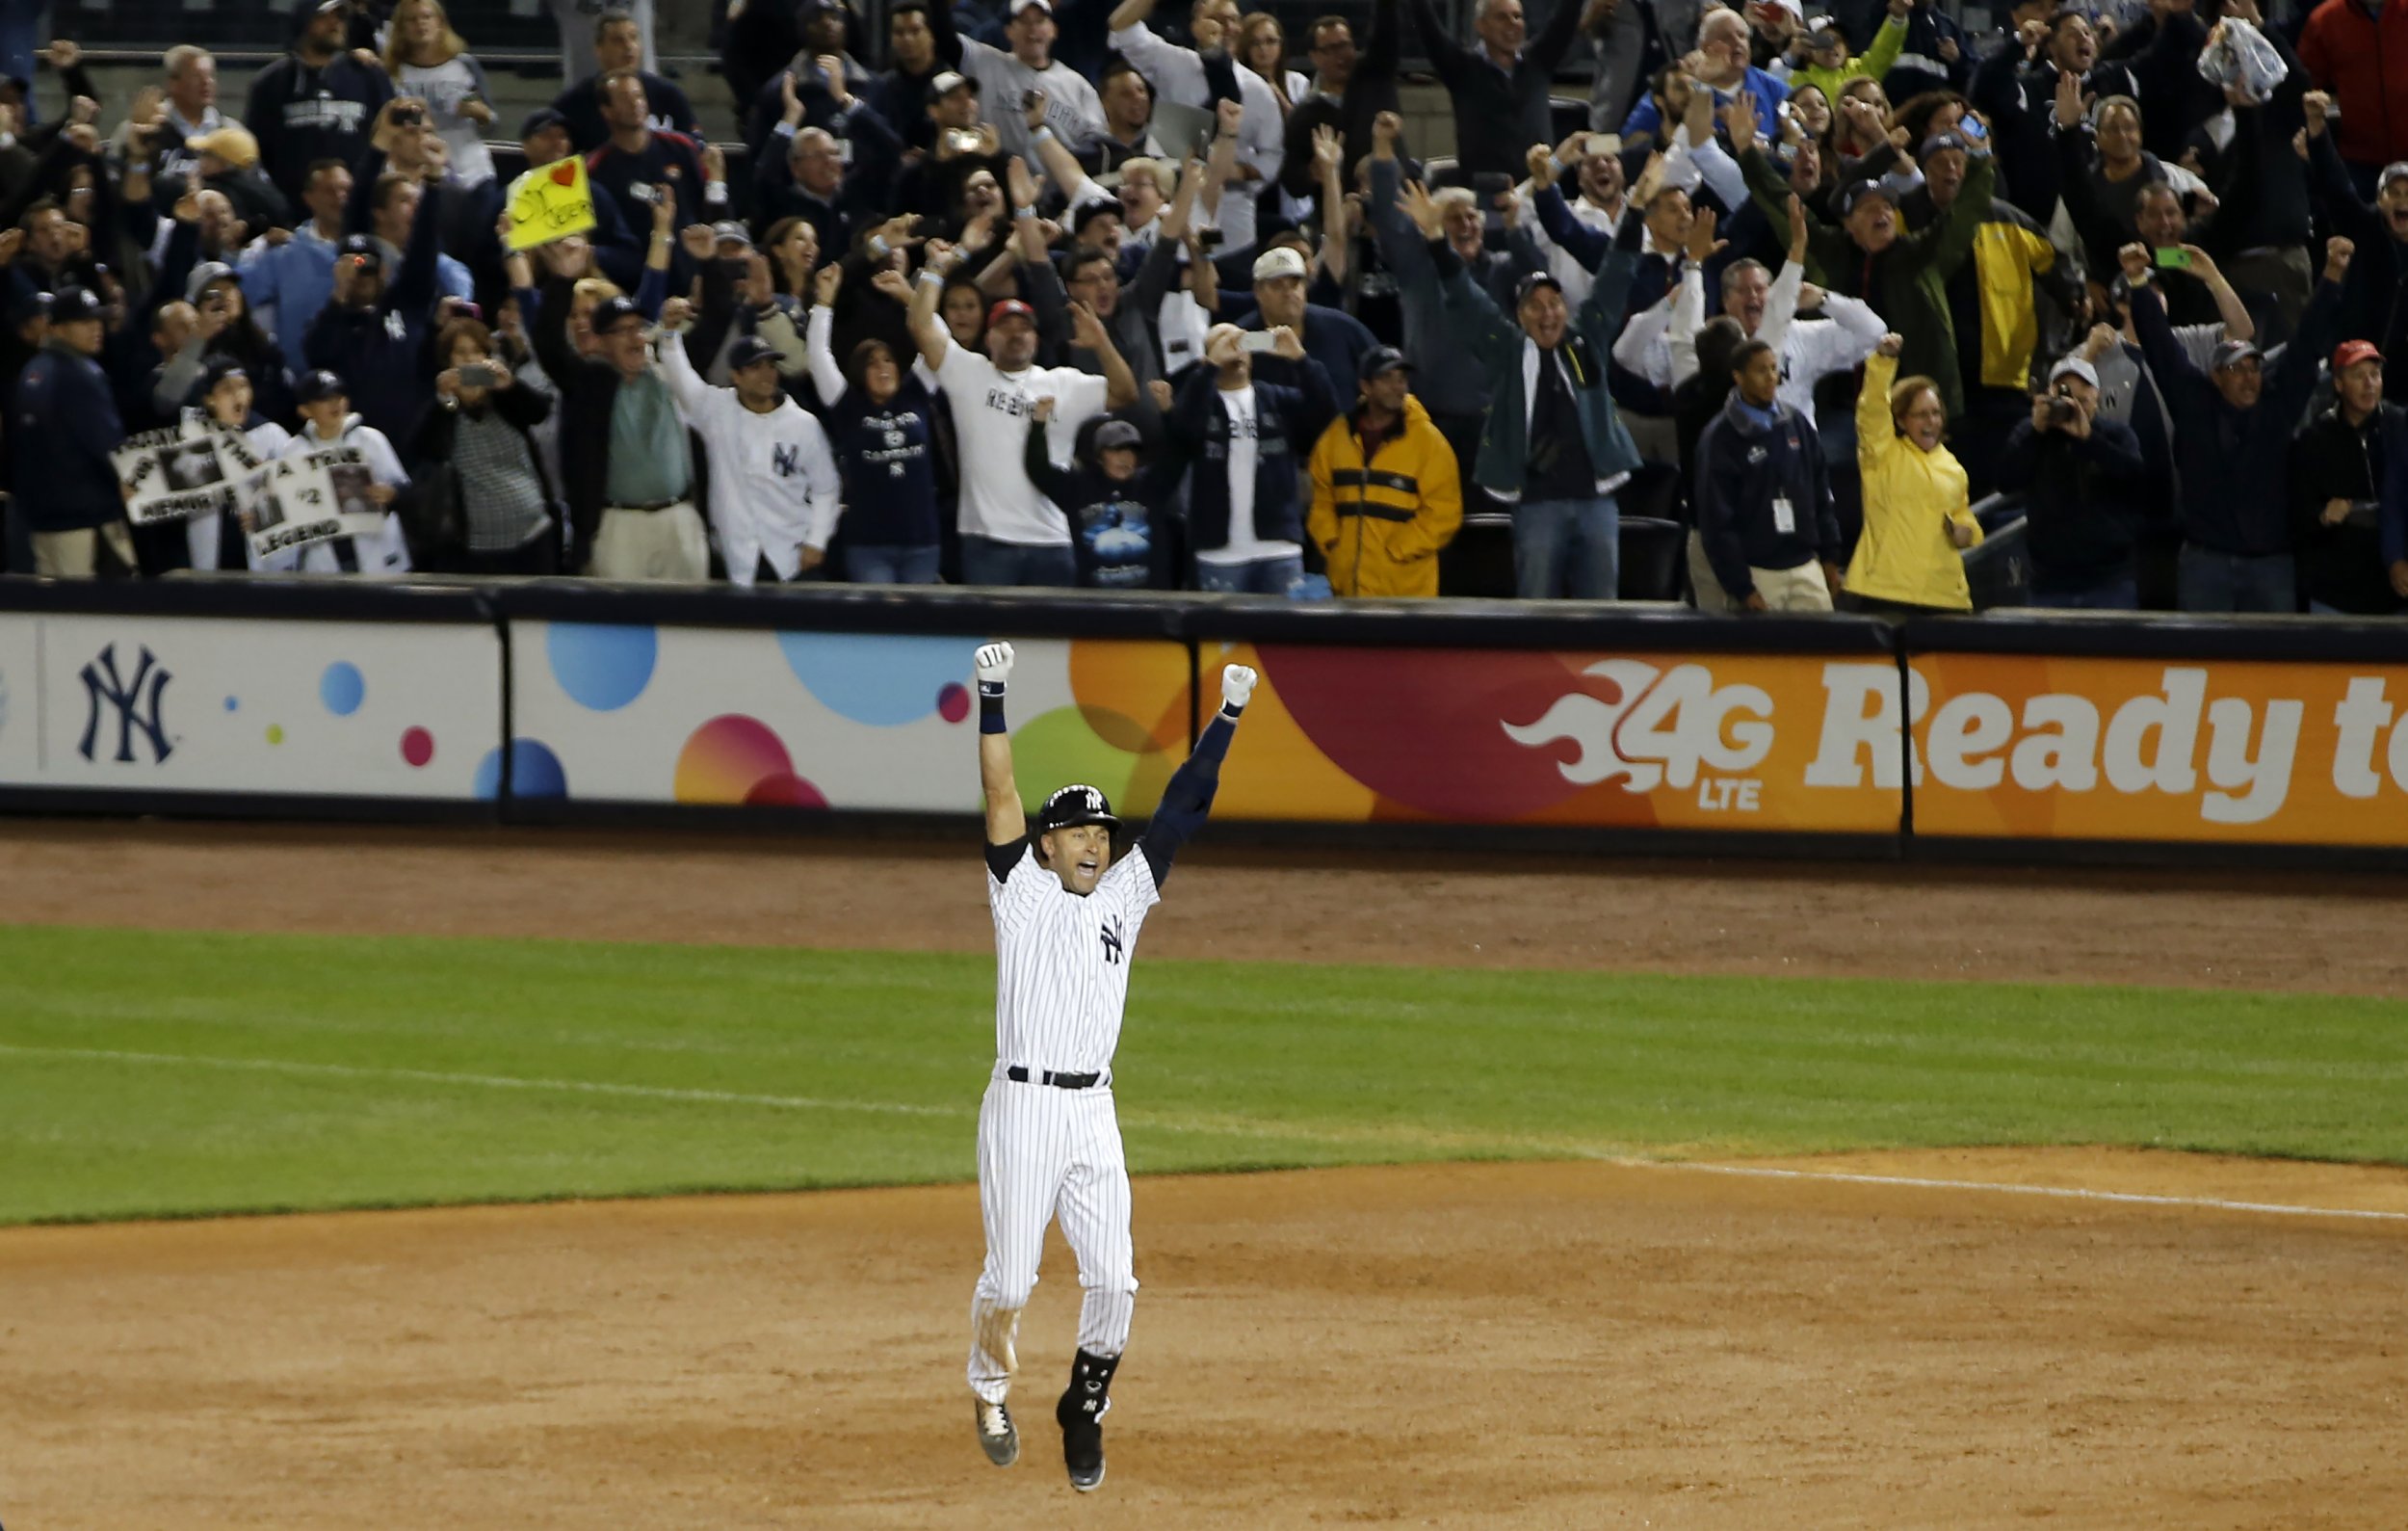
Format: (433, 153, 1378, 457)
(963, 639, 1255, 1494)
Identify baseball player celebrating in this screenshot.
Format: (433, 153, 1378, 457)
(965, 640, 1255, 1492)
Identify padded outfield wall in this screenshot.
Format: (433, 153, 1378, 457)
(6, 578, 2408, 862)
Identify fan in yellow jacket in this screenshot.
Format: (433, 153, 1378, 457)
(1305, 350, 1464, 597)
(1848, 339, 1983, 613)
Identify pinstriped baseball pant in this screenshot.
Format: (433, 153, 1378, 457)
(967, 1070, 1137, 1405)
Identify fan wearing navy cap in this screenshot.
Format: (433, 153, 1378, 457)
(533, 278, 706, 581)
(271, 365, 412, 575)
(1440, 148, 1653, 600)
(180, 355, 296, 573)
(14, 285, 133, 578)
(741, 0, 878, 162)
(1304, 345, 1463, 597)
(243, 0, 395, 209)
(656, 300, 842, 586)
(303, 220, 440, 447)
(2133, 236, 2354, 613)
(1172, 320, 1337, 595)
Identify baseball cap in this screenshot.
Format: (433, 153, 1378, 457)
(336, 231, 383, 266)
(2211, 338, 2264, 371)
(1010, 0, 1053, 14)
(1092, 419, 1142, 451)
(1071, 199, 1122, 236)
(710, 219, 753, 248)
(1837, 178, 1896, 218)
(727, 334, 780, 371)
(928, 69, 976, 97)
(2380, 163, 2408, 194)
(185, 261, 240, 304)
(295, 367, 347, 404)
(986, 298, 1036, 330)
(2333, 338, 2383, 374)
(1806, 20, 1847, 49)
(1251, 246, 1307, 282)
(591, 295, 647, 333)
(1358, 344, 1414, 382)
(1917, 130, 1969, 164)
(1754, 0, 1805, 17)
(1515, 271, 1563, 305)
(2047, 356, 2099, 389)
(520, 106, 571, 142)
(1034, 782, 1118, 833)
(199, 354, 250, 392)
(10, 288, 51, 326)
(187, 123, 261, 170)
(49, 286, 104, 322)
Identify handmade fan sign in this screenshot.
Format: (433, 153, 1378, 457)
(114, 418, 268, 526)
(505, 156, 597, 250)
(241, 446, 382, 562)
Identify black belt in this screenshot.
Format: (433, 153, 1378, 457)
(1007, 1066, 1102, 1090)
(607, 498, 684, 514)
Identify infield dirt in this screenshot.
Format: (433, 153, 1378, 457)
(2, 823, 2404, 1528)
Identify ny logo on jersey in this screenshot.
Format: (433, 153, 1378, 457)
(772, 442, 801, 478)
(1100, 915, 1125, 965)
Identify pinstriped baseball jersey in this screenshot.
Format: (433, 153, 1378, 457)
(987, 841, 1163, 1075)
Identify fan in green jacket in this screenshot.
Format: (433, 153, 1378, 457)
(1738, 138, 1994, 415)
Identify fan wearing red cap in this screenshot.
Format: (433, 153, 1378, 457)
(905, 242, 1139, 586)
(2290, 337, 2404, 614)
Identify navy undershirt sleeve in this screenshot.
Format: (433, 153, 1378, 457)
(1137, 710, 1239, 886)
(985, 835, 1027, 882)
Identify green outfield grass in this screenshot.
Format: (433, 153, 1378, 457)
(1, 923, 2404, 1226)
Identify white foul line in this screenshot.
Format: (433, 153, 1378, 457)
(3, 1042, 2403, 1227)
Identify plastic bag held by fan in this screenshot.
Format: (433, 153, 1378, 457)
(2196, 19, 2286, 108)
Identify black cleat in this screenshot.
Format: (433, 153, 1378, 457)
(1057, 1388, 1109, 1491)
(1057, 1348, 1120, 1492)
(974, 1395, 1019, 1466)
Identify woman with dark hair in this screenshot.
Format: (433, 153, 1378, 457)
(762, 216, 820, 301)
(408, 316, 562, 573)
(806, 264, 944, 583)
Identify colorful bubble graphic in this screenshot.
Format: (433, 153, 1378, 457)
(777, 631, 967, 726)
(473, 739, 567, 799)
(547, 622, 658, 711)
(937, 681, 970, 724)
(320, 661, 364, 716)
(674, 714, 824, 807)
(400, 726, 434, 767)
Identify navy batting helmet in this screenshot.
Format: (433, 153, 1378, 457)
(1035, 783, 1120, 834)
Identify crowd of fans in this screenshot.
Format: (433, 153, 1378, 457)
(0, 0, 2403, 616)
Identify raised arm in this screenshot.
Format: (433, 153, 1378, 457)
(907, 242, 959, 372)
(975, 642, 1025, 846)
(1135, 664, 1256, 885)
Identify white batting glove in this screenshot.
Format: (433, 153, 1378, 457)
(974, 642, 1014, 689)
(1220, 664, 1257, 711)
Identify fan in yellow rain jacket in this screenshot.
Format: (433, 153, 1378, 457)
(1847, 340, 1983, 613)
(1305, 348, 1464, 597)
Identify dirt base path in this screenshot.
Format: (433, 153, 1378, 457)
(7, 819, 2408, 992)
(3, 822, 2406, 1526)
(3, 1159, 2402, 1530)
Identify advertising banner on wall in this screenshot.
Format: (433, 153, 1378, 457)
(1195, 641, 1908, 832)
(507, 622, 1193, 813)
(0, 613, 500, 799)
(1909, 653, 2408, 845)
